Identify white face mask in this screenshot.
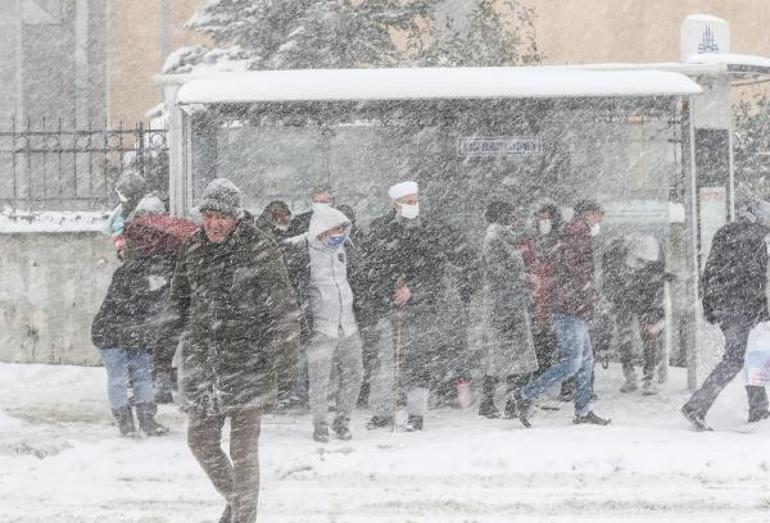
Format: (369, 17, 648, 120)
(538, 219, 552, 236)
(590, 223, 601, 237)
(312, 202, 331, 212)
(399, 202, 420, 220)
(275, 223, 289, 232)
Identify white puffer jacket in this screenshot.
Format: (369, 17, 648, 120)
(305, 206, 358, 339)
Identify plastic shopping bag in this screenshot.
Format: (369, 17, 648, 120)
(746, 322, 770, 386)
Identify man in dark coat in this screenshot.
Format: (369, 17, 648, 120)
(682, 201, 770, 431)
(363, 181, 478, 432)
(155, 178, 300, 523)
(517, 200, 611, 427)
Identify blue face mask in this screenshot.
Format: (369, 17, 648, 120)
(325, 234, 346, 248)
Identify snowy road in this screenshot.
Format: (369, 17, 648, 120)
(1, 362, 770, 522)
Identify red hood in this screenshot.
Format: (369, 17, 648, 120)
(124, 214, 199, 255)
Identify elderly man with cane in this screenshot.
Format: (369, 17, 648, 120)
(364, 181, 477, 432)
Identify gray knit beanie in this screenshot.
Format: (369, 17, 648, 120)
(198, 178, 244, 217)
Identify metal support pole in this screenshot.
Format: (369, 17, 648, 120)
(11, 117, 17, 211)
(682, 98, 702, 392)
(25, 116, 32, 210)
(727, 119, 736, 221)
(137, 121, 145, 178)
(162, 81, 187, 217)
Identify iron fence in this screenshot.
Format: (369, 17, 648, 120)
(0, 118, 168, 212)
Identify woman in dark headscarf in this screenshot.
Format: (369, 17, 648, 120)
(478, 201, 538, 419)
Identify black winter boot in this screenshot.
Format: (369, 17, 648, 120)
(503, 398, 518, 419)
(748, 410, 770, 423)
(574, 411, 611, 426)
(478, 376, 500, 419)
(112, 406, 137, 437)
(313, 422, 330, 443)
(332, 415, 352, 440)
(747, 386, 770, 423)
(559, 380, 575, 402)
(504, 375, 528, 419)
(366, 415, 394, 430)
(680, 405, 712, 431)
(515, 395, 533, 428)
(135, 403, 169, 436)
(404, 415, 423, 432)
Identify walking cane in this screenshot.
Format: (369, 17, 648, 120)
(393, 306, 403, 435)
(392, 276, 406, 434)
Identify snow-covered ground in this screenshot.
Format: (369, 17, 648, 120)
(1, 362, 769, 522)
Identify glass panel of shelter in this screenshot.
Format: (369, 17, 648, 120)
(191, 97, 687, 361)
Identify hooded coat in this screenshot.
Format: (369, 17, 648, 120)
(285, 205, 358, 339)
(154, 214, 300, 413)
(480, 223, 538, 377)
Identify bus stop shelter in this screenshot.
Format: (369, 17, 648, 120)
(157, 66, 705, 388)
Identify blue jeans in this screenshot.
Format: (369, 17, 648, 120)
(521, 314, 594, 416)
(100, 348, 155, 410)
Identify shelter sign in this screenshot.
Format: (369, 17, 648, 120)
(458, 136, 541, 157)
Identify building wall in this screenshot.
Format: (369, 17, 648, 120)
(0, 1, 108, 126)
(107, 0, 208, 127)
(108, 1, 770, 125)
(525, 0, 770, 65)
(0, 232, 118, 365)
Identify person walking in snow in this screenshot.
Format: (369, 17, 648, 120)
(155, 178, 300, 523)
(91, 219, 173, 438)
(287, 184, 335, 237)
(516, 200, 611, 427)
(603, 234, 668, 396)
(363, 181, 477, 432)
(682, 200, 770, 431)
(282, 185, 337, 407)
(256, 200, 293, 241)
(284, 205, 364, 442)
(477, 201, 539, 419)
(520, 203, 566, 392)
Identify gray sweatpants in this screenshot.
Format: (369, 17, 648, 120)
(307, 332, 363, 426)
(370, 304, 438, 419)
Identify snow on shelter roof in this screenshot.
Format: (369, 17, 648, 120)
(174, 67, 702, 105)
(685, 53, 770, 71)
